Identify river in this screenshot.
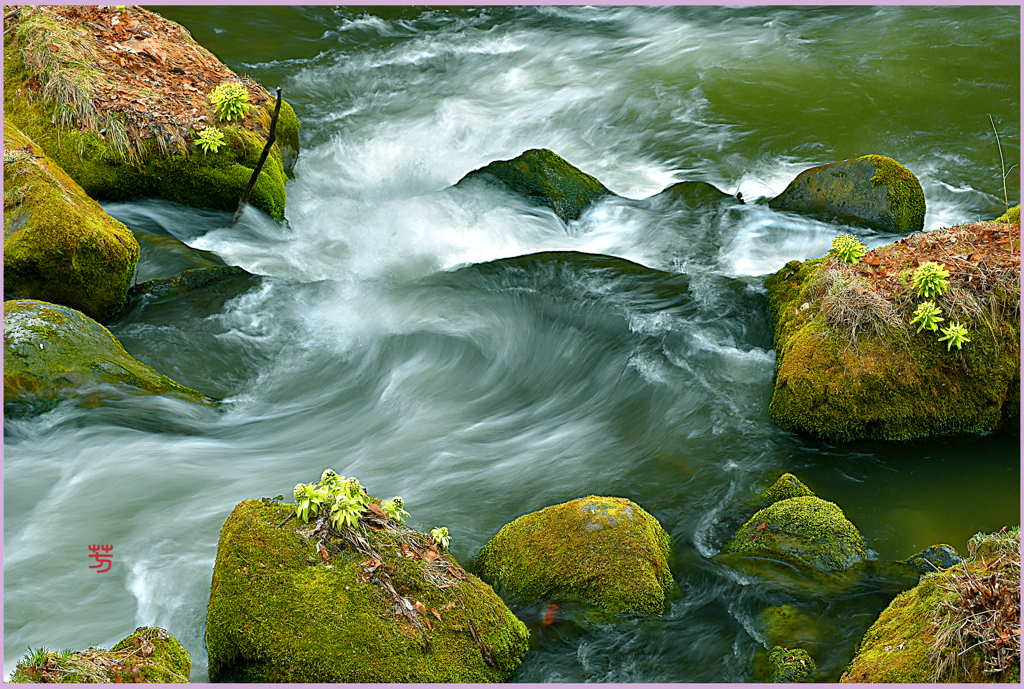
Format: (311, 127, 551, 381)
(3, 5, 1020, 682)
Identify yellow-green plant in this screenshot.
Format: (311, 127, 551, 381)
(830, 234, 868, 264)
(938, 322, 970, 351)
(430, 526, 451, 550)
(194, 126, 224, 154)
(209, 82, 252, 122)
(912, 262, 950, 299)
(293, 469, 411, 534)
(910, 301, 944, 333)
(381, 497, 409, 523)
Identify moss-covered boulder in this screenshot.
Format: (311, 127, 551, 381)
(994, 203, 1020, 224)
(474, 496, 673, 615)
(206, 497, 529, 682)
(841, 528, 1020, 683)
(134, 231, 227, 282)
(3, 5, 299, 219)
(4, 120, 140, 322)
(769, 646, 817, 683)
(456, 148, 613, 223)
(761, 473, 815, 505)
(902, 544, 962, 573)
(639, 180, 739, 210)
(723, 496, 866, 573)
(764, 222, 1020, 440)
(769, 155, 925, 234)
(9, 626, 190, 683)
(3, 299, 213, 416)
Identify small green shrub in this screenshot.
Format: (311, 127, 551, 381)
(208, 82, 252, 122)
(430, 526, 451, 550)
(830, 234, 868, 264)
(912, 262, 950, 299)
(194, 126, 225, 154)
(938, 322, 970, 351)
(381, 497, 409, 523)
(910, 301, 944, 333)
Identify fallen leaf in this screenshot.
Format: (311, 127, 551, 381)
(431, 608, 442, 622)
(48, 44, 59, 53)
(414, 601, 427, 614)
(542, 603, 559, 626)
(756, 522, 766, 531)
(862, 256, 881, 266)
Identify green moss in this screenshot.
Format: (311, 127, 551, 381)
(3, 299, 214, 416)
(4, 34, 292, 219)
(994, 203, 1020, 224)
(862, 154, 927, 234)
(457, 148, 613, 223)
(474, 496, 673, 615)
(761, 474, 816, 505)
(109, 627, 191, 683)
(205, 499, 529, 682)
(4, 119, 140, 322)
(724, 496, 865, 573)
(769, 646, 817, 682)
(764, 249, 1019, 440)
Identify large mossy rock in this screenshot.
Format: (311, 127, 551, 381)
(723, 496, 866, 574)
(769, 155, 925, 233)
(3, 5, 299, 219)
(4, 120, 140, 322)
(206, 498, 529, 683)
(474, 496, 673, 615)
(841, 530, 1020, 683)
(3, 299, 212, 416)
(456, 148, 613, 223)
(764, 224, 1020, 440)
(10, 626, 191, 683)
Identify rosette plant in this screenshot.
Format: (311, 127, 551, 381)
(209, 82, 252, 122)
(909, 301, 944, 333)
(830, 234, 868, 264)
(430, 527, 451, 550)
(194, 126, 224, 154)
(938, 322, 970, 351)
(912, 262, 950, 299)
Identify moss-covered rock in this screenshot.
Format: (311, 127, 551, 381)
(133, 230, 228, 282)
(759, 605, 829, 650)
(994, 203, 1020, 224)
(128, 265, 257, 302)
(761, 473, 816, 505)
(4, 119, 140, 322)
(206, 497, 529, 683)
(841, 529, 1020, 683)
(769, 155, 925, 234)
(723, 496, 866, 573)
(641, 180, 738, 208)
(769, 646, 817, 683)
(3, 299, 213, 416)
(902, 544, 962, 573)
(3, 6, 299, 219)
(9, 627, 190, 683)
(456, 148, 613, 223)
(764, 222, 1020, 440)
(474, 496, 673, 616)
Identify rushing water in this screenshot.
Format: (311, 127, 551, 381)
(4, 6, 1020, 682)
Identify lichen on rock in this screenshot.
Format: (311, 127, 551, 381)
(3, 299, 213, 416)
(4, 119, 139, 322)
(474, 496, 673, 616)
(769, 155, 925, 233)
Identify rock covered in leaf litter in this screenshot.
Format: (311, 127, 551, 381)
(3, 5, 300, 219)
(9, 627, 191, 683)
(3, 120, 140, 322)
(205, 490, 529, 683)
(474, 496, 674, 615)
(768, 155, 925, 234)
(3, 299, 213, 416)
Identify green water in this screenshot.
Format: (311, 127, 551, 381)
(4, 5, 1020, 682)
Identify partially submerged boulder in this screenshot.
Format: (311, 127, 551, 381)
(9, 626, 190, 683)
(456, 148, 613, 223)
(769, 155, 925, 233)
(769, 646, 817, 683)
(841, 528, 1020, 683)
(3, 299, 213, 416)
(902, 544, 962, 573)
(474, 496, 673, 616)
(134, 231, 228, 282)
(760, 473, 815, 505)
(765, 222, 1020, 440)
(994, 204, 1019, 224)
(4, 5, 300, 219)
(206, 485, 529, 683)
(638, 180, 740, 210)
(4, 119, 139, 322)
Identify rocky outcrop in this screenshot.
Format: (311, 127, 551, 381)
(9, 627, 191, 683)
(206, 492, 529, 683)
(3, 5, 299, 219)
(769, 155, 925, 233)
(4, 120, 140, 322)
(3, 299, 212, 416)
(474, 496, 673, 616)
(456, 148, 613, 223)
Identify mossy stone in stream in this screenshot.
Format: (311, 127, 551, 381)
(760, 474, 815, 505)
(3, 119, 140, 322)
(456, 148, 613, 223)
(133, 230, 228, 282)
(994, 204, 1020, 224)
(205, 498, 529, 682)
(902, 544, 962, 573)
(769, 155, 925, 233)
(474, 496, 673, 616)
(3, 299, 213, 416)
(769, 646, 817, 682)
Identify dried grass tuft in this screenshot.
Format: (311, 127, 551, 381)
(808, 263, 908, 351)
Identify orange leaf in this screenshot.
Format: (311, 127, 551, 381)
(756, 522, 766, 531)
(431, 608, 442, 622)
(414, 601, 427, 614)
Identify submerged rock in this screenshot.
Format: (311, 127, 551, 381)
(134, 231, 228, 282)
(769, 155, 925, 233)
(206, 496, 529, 682)
(639, 180, 739, 210)
(4, 120, 140, 322)
(3, 5, 299, 219)
(474, 496, 673, 615)
(3, 299, 213, 416)
(902, 544, 962, 573)
(9, 626, 190, 683)
(456, 148, 613, 223)
(769, 646, 817, 683)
